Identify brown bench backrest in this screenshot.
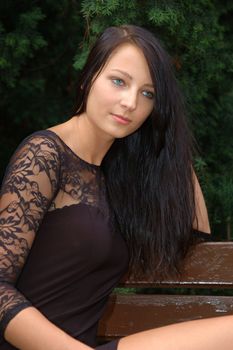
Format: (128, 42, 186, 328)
(98, 242, 233, 341)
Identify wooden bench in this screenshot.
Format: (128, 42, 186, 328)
(97, 242, 233, 343)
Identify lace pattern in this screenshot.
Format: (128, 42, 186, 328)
(0, 129, 110, 336)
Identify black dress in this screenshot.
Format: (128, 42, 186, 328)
(0, 130, 129, 349)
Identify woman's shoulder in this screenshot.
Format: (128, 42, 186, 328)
(16, 129, 63, 157)
(17, 117, 74, 156)
(7, 127, 69, 171)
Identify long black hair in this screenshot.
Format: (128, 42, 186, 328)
(74, 25, 197, 278)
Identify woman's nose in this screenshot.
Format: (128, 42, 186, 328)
(120, 89, 137, 111)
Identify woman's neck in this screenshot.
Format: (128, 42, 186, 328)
(68, 115, 114, 166)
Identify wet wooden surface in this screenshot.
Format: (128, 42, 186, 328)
(98, 294, 233, 338)
(97, 242, 233, 340)
(121, 242, 233, 288)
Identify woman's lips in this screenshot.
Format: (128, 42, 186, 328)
(111, 113, 132, 125)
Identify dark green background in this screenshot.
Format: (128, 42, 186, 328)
(0, 0, 232, 239)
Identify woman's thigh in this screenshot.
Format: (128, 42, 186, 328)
(117, 315, 233, 350)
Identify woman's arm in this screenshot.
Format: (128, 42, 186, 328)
(0, 134, 92, 350)
(5, 307, 92, 350)
(117, 314, 233, 350)
(192, 171, 211, 234)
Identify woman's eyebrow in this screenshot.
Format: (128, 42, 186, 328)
(111, 69, 133, 80)
(111, 69, 154, 88)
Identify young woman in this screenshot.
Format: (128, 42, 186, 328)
(1, 25, 231, 350)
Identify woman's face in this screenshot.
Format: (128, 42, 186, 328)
(83, 43, 155, 141)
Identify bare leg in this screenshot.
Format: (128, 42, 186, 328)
(118, 315, 233, 350)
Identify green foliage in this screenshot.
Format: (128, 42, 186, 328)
(0, 0, 232, 239)
(0, 0, 84, 173)
(81, 0, 120, 17)
(0, 7, 46, 88)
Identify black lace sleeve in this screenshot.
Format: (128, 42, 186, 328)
(0, 132, 60, 336)
(193, 229, 212, 241)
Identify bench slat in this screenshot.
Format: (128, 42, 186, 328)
(98, 242, 233, 342)
(120, 242, 233, 288)
(98, 293, 233, 339)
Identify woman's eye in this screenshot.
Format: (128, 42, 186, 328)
(142, 90, 154, 99)
(112, 78, 124, 86)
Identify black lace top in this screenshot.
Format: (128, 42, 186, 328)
(0, 130, 129, 348)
